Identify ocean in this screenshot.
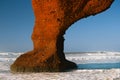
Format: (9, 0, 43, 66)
(0, 52, 120, 80)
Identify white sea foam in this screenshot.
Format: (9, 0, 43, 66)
(0, 52, 120, 80)
(66, 52, 120, 64)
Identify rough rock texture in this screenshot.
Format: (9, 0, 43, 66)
(11, 0, 114, 72)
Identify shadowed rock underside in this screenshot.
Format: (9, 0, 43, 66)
(11, 0, 114, 72)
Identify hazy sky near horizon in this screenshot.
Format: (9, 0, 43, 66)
(0, 0, 120, 52)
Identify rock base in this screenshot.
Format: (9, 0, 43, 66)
(11, 51, 77, 72)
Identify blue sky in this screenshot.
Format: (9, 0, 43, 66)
(0, 0, 120, 52)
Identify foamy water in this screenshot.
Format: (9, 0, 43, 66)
(0, 52, 120, 80)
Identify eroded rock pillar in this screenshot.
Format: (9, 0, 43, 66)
(11, 0, 114, 72)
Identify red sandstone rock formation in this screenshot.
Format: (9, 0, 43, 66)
(11, 0, 114, 72)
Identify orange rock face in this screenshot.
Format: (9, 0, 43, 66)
(11, 0, 114, 72)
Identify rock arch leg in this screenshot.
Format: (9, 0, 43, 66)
(11, 0, 113, 72)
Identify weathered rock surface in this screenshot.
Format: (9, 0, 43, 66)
(11, 0, 114, 72)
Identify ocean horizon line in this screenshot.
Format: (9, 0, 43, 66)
(0, 51, 120, 53)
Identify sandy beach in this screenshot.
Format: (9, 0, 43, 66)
(0, 52, 120, 80)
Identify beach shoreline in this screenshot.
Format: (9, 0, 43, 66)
(0, 52, 120, 80)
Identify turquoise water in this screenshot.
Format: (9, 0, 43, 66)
(65, 52, 120, 69)
(78, 63, 120, 69)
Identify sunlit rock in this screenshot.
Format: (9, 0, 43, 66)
(11, 0, 114, 72)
